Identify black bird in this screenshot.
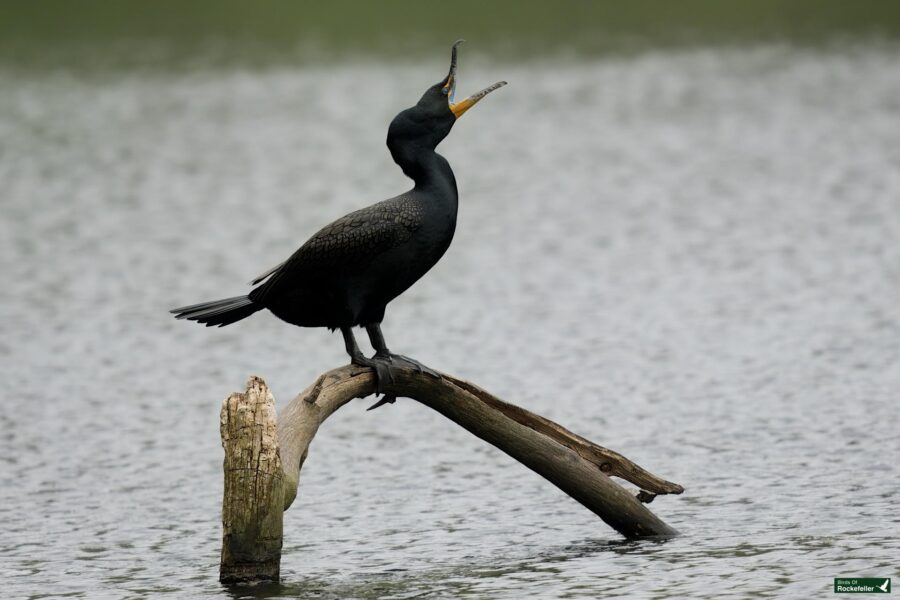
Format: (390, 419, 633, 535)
(171, 41, 505, 392)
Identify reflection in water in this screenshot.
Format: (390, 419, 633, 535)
(2, 32, 900, 600)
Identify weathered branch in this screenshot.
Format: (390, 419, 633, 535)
(220, 365, 683, 583)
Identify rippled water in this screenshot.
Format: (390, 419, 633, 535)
(2, 42, 900, 599)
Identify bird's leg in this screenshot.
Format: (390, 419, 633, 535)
(365, 323, 392, 361)
(364, 323, 441, 379)
(341, 326, 394, 395)
(358, 323, 398, 410)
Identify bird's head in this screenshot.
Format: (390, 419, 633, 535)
(387, 40, 506, 152)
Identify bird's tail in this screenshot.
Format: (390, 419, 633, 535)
(170, 295, 261, 327)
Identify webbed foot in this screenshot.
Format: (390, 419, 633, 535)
(384, 353, 441, 379)
(351, 354, 395, 393)
(349, 347, 439, 411)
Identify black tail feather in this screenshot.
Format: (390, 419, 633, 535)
(171, 295, 261, 327)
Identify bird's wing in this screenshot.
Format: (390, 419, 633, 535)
(248, 261, 286, 285)
(250, 195, 423, 301)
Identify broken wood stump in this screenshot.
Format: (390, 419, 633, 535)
(219, 364, 683, 584)
(219, 379, 284, 583)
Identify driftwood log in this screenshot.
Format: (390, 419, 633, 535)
(219, 364, 683, 584)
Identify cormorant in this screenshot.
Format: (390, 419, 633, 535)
(171, 41, 505, 394)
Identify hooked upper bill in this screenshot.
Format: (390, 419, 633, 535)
(441, 40, 507, 119)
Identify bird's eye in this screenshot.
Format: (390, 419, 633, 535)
(441, 87, 450, 96)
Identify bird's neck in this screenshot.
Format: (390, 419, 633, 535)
(390, 142, 458, 199)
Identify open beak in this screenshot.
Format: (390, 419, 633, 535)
(441, 40, 507, 119)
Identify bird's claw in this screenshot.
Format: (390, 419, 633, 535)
(366, 393, 396, 411)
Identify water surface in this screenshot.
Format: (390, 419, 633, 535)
(2, 40, 899, 599)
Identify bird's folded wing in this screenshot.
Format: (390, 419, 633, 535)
(249, 196, 422, 302)
(249, 261, 287, 285)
